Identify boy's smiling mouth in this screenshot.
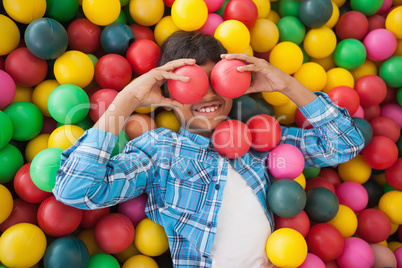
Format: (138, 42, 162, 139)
(192, 100, 224, 116)
(195, 104, 222, 113)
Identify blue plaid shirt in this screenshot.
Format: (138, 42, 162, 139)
(53, 92, 364, 267)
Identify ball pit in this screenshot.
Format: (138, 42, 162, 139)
(44, 236, 90, 268)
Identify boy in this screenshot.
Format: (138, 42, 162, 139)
(53, 31, 364, 267)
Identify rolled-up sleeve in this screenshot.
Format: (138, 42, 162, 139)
(280, 92, 365, 167)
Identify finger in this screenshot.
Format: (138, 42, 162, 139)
(221, 53, 257, 63)
(160, 58, 196, 71)
(157, 70, 190, 82)
(160, 97, 184, 109)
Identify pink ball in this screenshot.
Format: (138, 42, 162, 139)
(335, 181, 368, 213)
(204, 0, 225, 12)
(199, 13, 224, 36)
(352, 105, 364, 118)
(376, 0, 393, 15)
(381, 103, 402, 129)
(0, 70, 16, 109)
(394, 247, 402, 268)
(370, 244, 397, 268)
(117, 193, 148, 227)
(299, 253, 326, 268)
(336, 237, 374, 268)
(363, 29, 397, 61)
(267, 144, 305, 179)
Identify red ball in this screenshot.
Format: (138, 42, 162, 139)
(89, 88, 119, 122)
(370, 116, 400, 143)
(95, 54, 132, 91)
(0, 56, 4, 70)
(246, 114, 282, 151)
(94, 213, 135, 254)
(274, 210, 310, 237)
(318, 167, 342, 188)
(363, 104, 381, 121)
(13, 163, 52, 203)
(356, 208, 391, 243)
(126, 39, 161, 75)
(167, 64, 209, 104)
(362, 136, 398, 170)
(306, 223, 345, 262)
(335, 11, 369, 41)
(224, 0, 258, 29)
(0, 199, 39, 233)
(368, 14, 386, 32)
(211, 59, 251, 99)
(163, 0, 175, 7)
(129, 24, 155, 41)
(118, 193, 148, 227)
(295, 108, 313, 130)
(5, 47, 48, 87)
(355, 75, 387, 107)
(37, 195, 82, 237)
(67, 18, 101, 54)
(212, 119, 252, 159)
(381, 86, 397, 105)
(328, 86, 360, 116)
(80, 207, 110, 229)
(40, 116, 58, 134)
(305, 177, 336, 194)
(385, 158, 402, 190)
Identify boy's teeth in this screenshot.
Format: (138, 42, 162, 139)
(198, 105, 219, 113)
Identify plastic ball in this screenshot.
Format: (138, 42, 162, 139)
(212, 119, 252, 159)
(303, 26, 337, 59)
(77, 230, 104, 257)
(32, 79, 60, 117)
(379, 190, 402, 224)
(171, 0, 208, 31)
(336, 181, 369, 213)
(273, 100, 297, 125)
(229, 95, 258, 123)
(379, 56, 402, 88)
(215, 19, 251, 54)
(0, 223, 46, 268)
(95, 55, 132, 91)
(318, 167, 342, 188)
(299, 0, 333, 28)
(324, 1, 340, 28)
(211, 59, 251, 99)
(118, 193, 148, 226)
(128, 0, 163, 27)
(89, 88, 119, 122)
(262, 91, 290, 106)
(322, 67, 355, 93)
(362, 179, 382, 208)
(351, 59, 378, 81)
(0, 110, 13, 150)
(30, 147, 63, 192)
(276, 16, 305, 45)
(123, 254, 158, 268)
(278, 0, 301, 17)
(333, 38, 367, 70)
(335, 11, 369, 40)
(299, 253, 326, 268)
(364, 29, 397, 62)
(67, 18, 101, 54)
(371, 244, 397, 268)
(134, 218, 169, 256)
(306, 223, 344, 261)
(305, 187, 339, 222)
(327, 85, 360, 115)
(274, 210, 310, 237)
(80, 207, 110, 230)
(269, 41, 303, 75)
(305, 177, 336, 193)
(3, 0, 46, 24)
(100, 23, 134, 55)
(154, 16, 180, 46)
(350, 0, 383, 15)
(82, 0, 120, 26)
(327, 204, 358, 238)
(155, 110, 181, 132)
(48, 125, 85, 150)
(385, 158, 402, 190)
(167, 64, 208, 104)
(294, 62, 327, 92)
(386, 6, 402, 39)
(267, 144, 305, 179)
(48, 84, 90, 124)
(0, 144, 24, 183)
(14, 163, 51, 203)
(203, 0, 225, 12)
(267, 179, 307, 217)
(338, 154, 371, 184)
(354, 75, 387, 107)
(266, 228, 307, 267)
(126, 39, 161, 75)
(252, 0, 271, 18)
(246, 114, 281, 151)
(0, 184, 13, 224)
(381, 103, 402, 128)
(0, 198, 38, 233)
(336, 237, 374, 268)
(45, 0, 79, 22)
(362, 136, 398, 170)
(370, 116, 400, 143)
(124, 114, 156, 140)
(0, 14, 20, 56)
(0, 69, 16, 109)
(44, 236, 89, 268)
(87, 253, 120, 268)
(224, 0, 258, 29)
(356, 208, 391, 243)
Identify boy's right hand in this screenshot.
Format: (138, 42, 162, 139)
(120, 58, 196, 110)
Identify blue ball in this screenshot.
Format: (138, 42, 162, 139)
(44, 236, 89, 268)
(100, 22, 135, 55)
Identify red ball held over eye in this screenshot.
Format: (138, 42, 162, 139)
(211, 59, 251, 99)
(167, 64, 209, 104)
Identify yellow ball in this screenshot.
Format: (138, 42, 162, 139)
(155, 110, 181, 131)
(0, 15, 20, 56)
(262, 91, 290, 106)
(25, 134, 50, 163)
(0, 184, 13, 224)
(324, 1, 340, 28)
(338, 154, 372, 184)
(33, 80, 60, 117)
(135, 106, 158, 114)
(274, 101, 297, 125)
(48, 125, 85, 150)
(250, 19, 279, 53)
(154, 16, 180, 47)
(371, 173, 387, 188)
(389, 241, 402, 252)
(322, 67, 355, 93)
(385, 6, 402, 39)
(303, 26, 337, 59)
(332, 0, 347, 7)
(379, 240, 388, 247)
(54, 50, 94, 88)
(129, 0, 165, 27)
(77, 229, 105, 256)
(12, 85, 33, 103)
(294, 62, 327, 92)
(252, 0, 271, 18)
(3, 0, 46, 24)
(310, 54, 336, 71)
(269, 41, 303, 74)
(171, 0, 208, 31)
(391, 222, 399, 235)
(0, 223, 47, 268)
(122, 254, 159, 268)
(379, 191, 402, 225)
(294, 173, 306, 189)
(327, 204, 358, 238)
(266, 228, 308, 268)
(393, 39, 402, 57)
(266, 10, 280, 23)
(114, 241, 141, 264)
(243, 45, 254, 56)
(214, 20, 251, 54)
(134, 218, 169, 257)
(82, 0, 121, 26)
(350, 59, 378, 81)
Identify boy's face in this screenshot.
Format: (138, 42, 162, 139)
(171, 60, 233, 138)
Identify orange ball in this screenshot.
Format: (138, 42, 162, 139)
(124, 114, 156, 140)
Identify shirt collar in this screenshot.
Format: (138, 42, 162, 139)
(178, 127, 213, 150)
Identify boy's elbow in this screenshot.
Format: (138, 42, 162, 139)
(333, 129, 366, 165)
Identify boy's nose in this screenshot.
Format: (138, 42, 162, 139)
(205, 84, 218, 98)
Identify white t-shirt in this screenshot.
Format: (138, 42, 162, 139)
(210, 164, 274, 268)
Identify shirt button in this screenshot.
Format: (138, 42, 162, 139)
(215, 184, 220, 190)
(207, 222, 213, 228)
(186, 170, 193, 176)
(202, 254, 208, 258)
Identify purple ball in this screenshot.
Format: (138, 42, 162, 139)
(336, 181, 368, 213)
(336, 237, 374, 268)
(117, 193, 148, 226)
(363, 29, 397, 62)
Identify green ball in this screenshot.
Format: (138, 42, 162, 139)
(87, 54, 99, 66)
(384, 182, 396, 193)
(305, 187, 339, 222)
(300, 45, 310, 64)
(277, 16, 306, 45)
(229, 95, 258, 123)
(120, 0, 130, 6)
(57, 115, 94, 131)
(333, 39, 367, 70)
(350, 0, 383, 16)
(303, 167, 321, 179)
(0, 110, 13, 150)
(111, 131, 129, 157)
(215, 0, 229, 17)
(30, 147, 64, 192)
(45, 0, 79, 22)
(114, 9, 128, 24)
(278, 0, 301, 17)
(0, 144, 24, 183)
(397, 88, 402, 106)
(379, 56, 402, 88)
(254, 98, 275, 117)
(48, 84, 90, 124)
(87, 253, 120, 268)
(267, 179, 307, 218)
(4, 102, 44, 141)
